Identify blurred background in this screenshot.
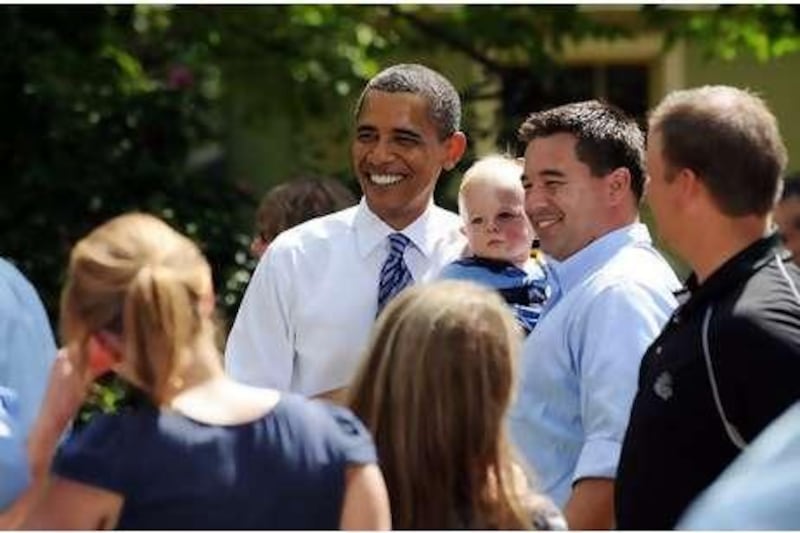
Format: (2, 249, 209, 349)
(3, 4, 800, 333)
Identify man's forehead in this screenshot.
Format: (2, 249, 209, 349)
(359, 90, 427, 116)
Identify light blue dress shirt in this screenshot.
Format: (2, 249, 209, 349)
(0, 258, 57, 437)
(509, 223, 680, 507)
(679, 402, 800, 529)
(0, 387, 29, 510)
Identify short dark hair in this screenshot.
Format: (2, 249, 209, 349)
(649, 85, 787, 217)
(354, 63, 461, 140)
(255, 177, 356, 243)
(518, 100, 646, 202)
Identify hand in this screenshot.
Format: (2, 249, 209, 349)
(1, 345, 100, 529)
(27, 345, 99, 479)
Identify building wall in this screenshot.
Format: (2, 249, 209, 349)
(682, 44, 800, 172)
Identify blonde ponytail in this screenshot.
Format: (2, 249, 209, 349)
(61, 213, 214, 405)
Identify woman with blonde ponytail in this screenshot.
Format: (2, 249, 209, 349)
(24, 213, 389, 530)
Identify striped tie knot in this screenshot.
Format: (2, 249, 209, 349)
(377, 233, 414, 314)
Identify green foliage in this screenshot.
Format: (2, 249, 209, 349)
(643, 5, 800, 62)
(1, 6, 253, 328)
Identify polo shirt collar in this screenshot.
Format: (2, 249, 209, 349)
(681, 232, 786, 315)
(545, 222, 652, 296)
(354, 197, 438, 259)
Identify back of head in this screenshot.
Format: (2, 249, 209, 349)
(518, 100, 646, 202)
(649, 85, 787, 217)
(61, 213, 213, 404)
(354, 63, 461, 141)
(255, 177, 356, 244)
(349, 281, 529, 529)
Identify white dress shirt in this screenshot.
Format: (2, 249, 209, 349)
(225, 198, 465, 395)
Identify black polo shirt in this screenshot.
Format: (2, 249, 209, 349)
(615, 234, 800, 529)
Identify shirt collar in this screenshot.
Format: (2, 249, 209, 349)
(544, 222, 653, 296)
(681, 232, 786, 315)
(354, 197, 438, 258)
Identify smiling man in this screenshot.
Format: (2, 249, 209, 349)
(224, 64, 467, 401)
(508, 101, 680, 529)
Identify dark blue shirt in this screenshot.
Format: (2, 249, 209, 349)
(439, 255, 549, 334)
(53, 393, 376, 529)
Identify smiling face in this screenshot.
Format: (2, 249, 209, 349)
(351, 90, 465, 229)
(522, 133, 612, 261)
(461, 177, 533, 265)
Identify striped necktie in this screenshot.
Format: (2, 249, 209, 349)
(377, 233, 414, 314)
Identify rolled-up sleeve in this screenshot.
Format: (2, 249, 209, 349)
(572, 281, 673, 484)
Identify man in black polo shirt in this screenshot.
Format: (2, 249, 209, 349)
(616, 85, 800, 529)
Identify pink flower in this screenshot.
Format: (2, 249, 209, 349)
(168, 64, 194, 90)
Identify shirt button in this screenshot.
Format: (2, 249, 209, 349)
(655, 345, 662, 355)
(672, 315, 681, 325)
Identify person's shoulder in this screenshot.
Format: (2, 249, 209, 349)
(737, 254, 800, 310)
(274, 394, 363, 433)
(430, 204, 461, 224)
(272, 394, 375, 461)
(718, 287, 800, 356)
(0, 259, 34, 314)
(65, 409, 146, 444)
(593, 240, 680, 293)
(430, 205, 463, 230)
(55, 410, 139, 477)
(280, 205, 358, 243)
(266, 206, 358, 258)
(427, 205, 467, 251)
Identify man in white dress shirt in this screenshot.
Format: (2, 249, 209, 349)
(225, 64, 468, 401)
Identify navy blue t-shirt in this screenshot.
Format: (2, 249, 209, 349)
(53, 393, 376, 529)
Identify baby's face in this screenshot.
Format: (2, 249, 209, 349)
(461, 179, 534, 265)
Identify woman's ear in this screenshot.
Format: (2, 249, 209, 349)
(88, 331, 123, 377)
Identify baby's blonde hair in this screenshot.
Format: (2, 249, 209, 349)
(458, 155, 525, 216)
(60, 212, 214, 404)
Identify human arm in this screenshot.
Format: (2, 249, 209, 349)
(564, 478, 615, 529)
(27, 347, 98, 482)
(22, 476, 123, 529)
(0, 346, 112, 528)
(339, 464, 391, 530)
(568, 282, 676, 529)
(225, 247, 296, 390)
(0, 392, 29, 513)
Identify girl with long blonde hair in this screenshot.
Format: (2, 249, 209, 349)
(349, 280, 564, 530)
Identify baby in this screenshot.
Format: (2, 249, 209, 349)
(440, 155, 548, 334)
